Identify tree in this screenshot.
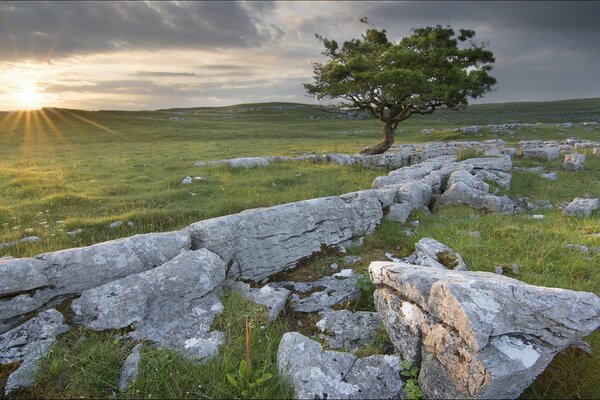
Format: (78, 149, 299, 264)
(304, 19, 496, 154)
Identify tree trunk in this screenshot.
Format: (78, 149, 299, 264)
(360, 122, 395, 155)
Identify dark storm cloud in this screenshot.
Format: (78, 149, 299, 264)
(0, 1, 278, 61)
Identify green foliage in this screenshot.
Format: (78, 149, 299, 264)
(305, 20, 496, 124)
(353, 271, 377, 311)
(400, 361, 423, 400)
(226, 360, 273, 398)
(455, 146, 484, 161)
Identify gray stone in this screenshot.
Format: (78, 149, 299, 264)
(435, 182, 514, 213)
(414, 237, 468, 271)
(272, 269, 360, 313)
(562, 153, 585, 171)
(562, 197, 599, 217)
(540, 172, 558, 180)
(447, 170, 489, 192)
(119, 343, 142, 391)
(386, 202, 413, 224)
(109, 221, 123, 229)
(72, 249, 226, 360)
(277, 332, 405, 400)
(19, 236, 40, 244)
(181, 176, 193, 185)
(1, 309, 70, 394)
(225, 281, 290, 322)
(475, 170, 512, 189)
(66, 228, 83, 236)
(520, 142, 560, 161)
(564, 244, 590, 254)
(193, 157, 270, 168)
(187, 192, 383, 282)
(0, 230, 191, 334)
(369, 261, 600, 399)
(316, 310, 382, 352)
(322, 153, 356, 165)
(330, 263, 339, 270)
(459, 155, 512, 171)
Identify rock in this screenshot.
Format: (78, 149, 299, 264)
(19, 236, 40, 244)
(225, 281, 290, 322)
(474, 170, 512, 190)
(459, 155, 512, 172)
(277, 332, 405, 399)
(181, 176, 193, 185)
(370, 261, 600, 399)
(187, 192, 383, 282)
(386, 202, 413, 224)
(109, 221, 123, 229)
(539, 172, 557, 180)
(66, 228, 83, 236)
(0, 230, 191, 334)
(421, 128, 435, 134)
(562, 153, 585, 171)
(564, 244, 590, 254)
(119, 343, 142, 391)
(414, 237, 468, 271)
(514, 166, 545, 173)
(316, 310, 382, 352)
(343, 255, 361, 265)
(1, 309, 70, 394)
(521, 144, 560, 161)
(72, 249, 226, 360)
(272, 269, 360, 313)
(330, 263, 339, 270)
(447, 170, 489, 192)
(322, 153, 356, 165)
(562, 198, 599, 217)
(435, 182, 514, 213)
(532, 214, 545, 219)
(192, 176, 206, 181)
(194, 157, 270, 168)
(127, 221, 134, 228)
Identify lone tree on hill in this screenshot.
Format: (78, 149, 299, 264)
(304, 19, 496, 154)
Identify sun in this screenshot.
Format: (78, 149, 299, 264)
(16, 82, 45, 110)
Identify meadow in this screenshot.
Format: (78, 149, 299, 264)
(1, 98, 600, 398)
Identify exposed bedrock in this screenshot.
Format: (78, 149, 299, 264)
(369, 261, 600, 399)
(72, 249, 226, 360)
(0, 230, 191, 334)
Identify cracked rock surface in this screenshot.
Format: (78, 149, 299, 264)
(370, 261, 600, 399)
(316, 310, 382, 352)
(277, 332, 405, 399)
(0, 309, 70, 394)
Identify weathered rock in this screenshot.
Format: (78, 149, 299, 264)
(277, 332, 405, 399)
(459, 155, 512, 172)
(1, 309, 70, 394)
(225, 281, 290, 322)
(109, 221, 123, 229)
(343, 255, 361, 265)
(193, 157, 270, 168)
(322, 153, 356, 165)
(187, 192, 383, 282)
(564, 244, 589, 254)
(414, 237, 468, 271)
(0, 230, 191, 334)
(181, 176, 193, 185)
(316, 310, 382, 352)
(72, 249, 226, 360)
(474, 170, 512, 190)
(119, 343, 142, 391)
(272, 269, 360, 313)
(562, 197, 599, 217)
(435, 182, 514, 213)
(520, 142, 560, 161)
(369, 261, 600, 399)
(562, 153, 585, 171)
(447, 170, 489, 192)
(539, 172, 558, 180)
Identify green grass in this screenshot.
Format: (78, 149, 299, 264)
(2, 100, 600, 399)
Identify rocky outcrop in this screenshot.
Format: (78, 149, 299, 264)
(277, 332, 405, 399)
(0, 230, 191, 334)
(1, 309, 70, 394)
(370, 261, 600, 399)
(72, 249, 226, 360)
(562, 197, 599, 217)
(562, 153, 585, 171)
(187, 193, 383, 282)
(316, 310, 382, 352)
(519, 141, 561, 160)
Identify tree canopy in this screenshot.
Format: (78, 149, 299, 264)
(304, 20, 497, 154)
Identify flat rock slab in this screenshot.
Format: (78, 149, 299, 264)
(562, 197, 598, 217)
(187, 193, 383, 282)
(271, 269, 361, 313)
(316, 310, 382, 352)
(277, 332, 405, 399)
(72, 249, 226, 360)
(0, 230, 191, 334)
(414, 237, 468, 271)
(1, 309, 70, 394)
(369, 261, 600, 399)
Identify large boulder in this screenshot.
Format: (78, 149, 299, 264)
(1, 309, 70, 394)
(435, 182, 514, 213)
(447, 170, 489, 192)
(562, 153, 585, 171)
(186, 192, 383, 282)
(562, 197, 599, 217)
(370, 261, 600, 399)
(72, 249, 226, 360)
(0, 230, 191, 334)
(277, 332, 405, 399)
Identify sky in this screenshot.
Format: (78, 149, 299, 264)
(1, 1, 599, 111)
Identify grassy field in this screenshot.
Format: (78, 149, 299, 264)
(1, 99, 600, 398)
